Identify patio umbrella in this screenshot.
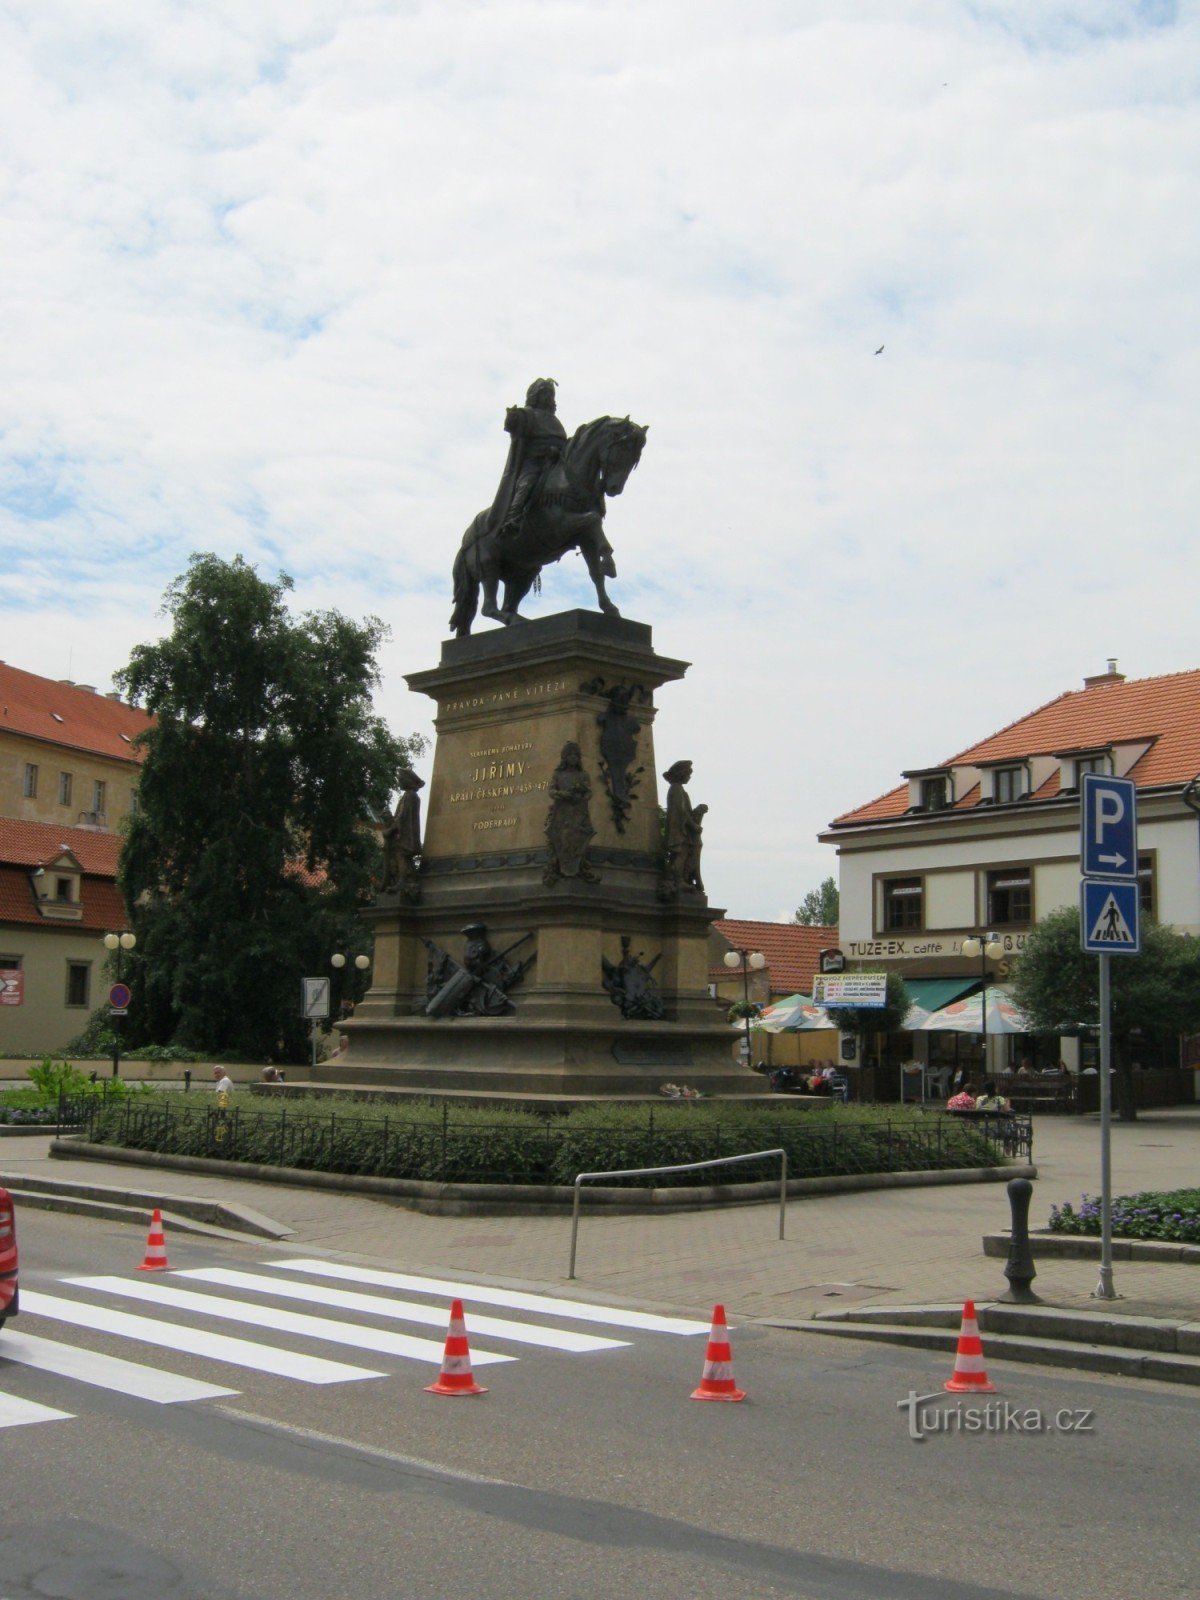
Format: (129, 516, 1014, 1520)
(754, 995, 837, 1033)
(917, 986, 1031, 1035)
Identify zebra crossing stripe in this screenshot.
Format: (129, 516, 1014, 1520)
(266, 1259, 713, 1336)
(20, 1289, 382, 1386)
(0, 1391, 73, 1429)
(0, 1329, 236, 1403)
(66, 1276, 516, 1368)
(172, 1268, 629, 1354)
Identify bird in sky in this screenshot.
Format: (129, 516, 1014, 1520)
(874, 344, 885, 355)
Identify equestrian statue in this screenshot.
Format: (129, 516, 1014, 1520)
(449, 379, 647, 637)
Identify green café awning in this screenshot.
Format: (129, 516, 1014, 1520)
(904, 977, 979, 1013)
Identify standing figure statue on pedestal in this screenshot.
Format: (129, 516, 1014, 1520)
(660, 760, 706, 898)
(544, 741, 600, 885)
(380, 769, 424, 902)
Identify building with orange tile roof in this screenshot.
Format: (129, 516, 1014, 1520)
(0, 661, 147, 1055)
(819, 662, 1200, 1080)
(0, 661, 151, 831)
(0, 819, 128, 1054)
(707, 919, 839, 1074)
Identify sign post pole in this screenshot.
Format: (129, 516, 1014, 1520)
(1079, 772, 1140, 1304)
(1096, 952, 1116, 1299)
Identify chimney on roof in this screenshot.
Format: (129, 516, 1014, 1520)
(104, 691, 123, 702)
(1083, 660, 1125, 689)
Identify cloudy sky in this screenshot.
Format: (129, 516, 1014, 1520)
(3, 1, 1198, 920)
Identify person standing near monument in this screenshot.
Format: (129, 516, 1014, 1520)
(490, 378, 567, 539)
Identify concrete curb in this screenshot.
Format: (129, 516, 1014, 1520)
(982, 1230, 1200, 1265)
(48, 1138, 1036, 1216)
(0, 1168, 294, 1239)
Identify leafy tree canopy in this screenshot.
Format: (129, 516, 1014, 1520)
(1010, 905, 1200, 1046)
(114, 553, 425, 1061)
(1010, 904, 1200, 1117)
(795, 875, 839, 927)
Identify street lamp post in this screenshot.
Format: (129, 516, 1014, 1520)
(961, 931, 1004, 1081)
(102, 931, 136, 1079)
(323, 951, 370, 1066)
(724, 948, 766, 1073)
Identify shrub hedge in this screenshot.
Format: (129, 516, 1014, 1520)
(68, 1093, 1010, 1188)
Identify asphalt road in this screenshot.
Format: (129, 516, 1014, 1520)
(2, 1208, 1197, 1600)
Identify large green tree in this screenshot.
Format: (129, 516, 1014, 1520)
(795, 875, 839, 927)
(115, 553, 424, 1061)
(1010, 904, 1200, 1120)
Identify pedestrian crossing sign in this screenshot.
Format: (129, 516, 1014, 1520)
(1081, 878, 1140, 955)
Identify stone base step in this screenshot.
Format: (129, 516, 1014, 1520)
(796, 1318, 1200, 1385)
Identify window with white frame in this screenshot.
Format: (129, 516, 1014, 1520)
(993, 766, 1026, 803)
(58, 771, 73, 806)
(23, 763, 38, 798)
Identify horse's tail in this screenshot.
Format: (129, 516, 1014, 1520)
(449, 517, 484, 634)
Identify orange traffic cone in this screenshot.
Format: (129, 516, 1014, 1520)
(944, 1299, 997, 1393)
(690, 1304, 746, 1402)
(425, 1299, 487, 1396)
(137, 1208, 170, 1272)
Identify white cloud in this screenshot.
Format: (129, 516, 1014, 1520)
(2, 1, 1199, 916)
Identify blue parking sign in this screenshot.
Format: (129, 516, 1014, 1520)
(1081, 879, 1140, 955)
(1080, 774, 1137, 880)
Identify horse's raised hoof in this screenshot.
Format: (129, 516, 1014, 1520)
(600, 603, 622, 619)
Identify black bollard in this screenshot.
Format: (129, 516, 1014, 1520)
(1000, 1176, 1041, 1303)
(183, 1069, 192, 1093)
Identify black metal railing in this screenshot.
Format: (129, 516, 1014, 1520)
(56, 1097, 1032, 1187)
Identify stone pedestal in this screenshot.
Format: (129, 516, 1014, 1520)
(348, 612, 756, 1096)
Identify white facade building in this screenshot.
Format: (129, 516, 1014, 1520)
(819, 663, 1200, 1079)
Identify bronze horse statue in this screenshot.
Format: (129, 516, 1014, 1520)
(449, 415, 647, 637)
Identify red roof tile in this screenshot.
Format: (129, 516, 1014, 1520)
(833, 667, 1200, 825)
(712, 919, 837, 997)
(0, 662, 151, 763)
(0, 867, 125, 931)
(0, 818, 121, 875)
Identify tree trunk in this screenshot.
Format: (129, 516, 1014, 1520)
(1112, 1036, 1137, 1122)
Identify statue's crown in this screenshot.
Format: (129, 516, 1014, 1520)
(526, 377, 556, 405)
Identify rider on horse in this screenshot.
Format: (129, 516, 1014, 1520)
(489, 378, 567, 540)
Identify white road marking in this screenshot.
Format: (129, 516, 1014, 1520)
(267, 1259, 713, 1336)
(0, 1329, 236, 1403)
(66, 1276, 516, 1368)
(0, 1391, 73, 1429)
(20, 1289, 382, 1386)
(172, 1268, 629, 1354)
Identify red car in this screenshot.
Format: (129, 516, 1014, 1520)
(0, 1184, 17, 1329)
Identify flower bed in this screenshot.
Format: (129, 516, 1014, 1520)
(1049, 1189, 1200, 1245)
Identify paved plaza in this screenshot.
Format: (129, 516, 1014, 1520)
(3, 1106, 1196, 1328)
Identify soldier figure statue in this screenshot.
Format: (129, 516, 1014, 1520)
(489, 378, 568, 540)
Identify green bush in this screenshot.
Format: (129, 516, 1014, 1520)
(26, 1059, 93, 1099)
(74, 1094, 1004, 1188)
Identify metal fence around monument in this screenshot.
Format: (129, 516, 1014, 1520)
(56, 1096, 1032, 1186)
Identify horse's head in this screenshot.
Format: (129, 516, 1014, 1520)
(599, 417, 648, 497)
(565, 415, 648, 499)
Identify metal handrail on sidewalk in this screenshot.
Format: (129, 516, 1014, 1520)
(567, 1147, 787, 1279)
